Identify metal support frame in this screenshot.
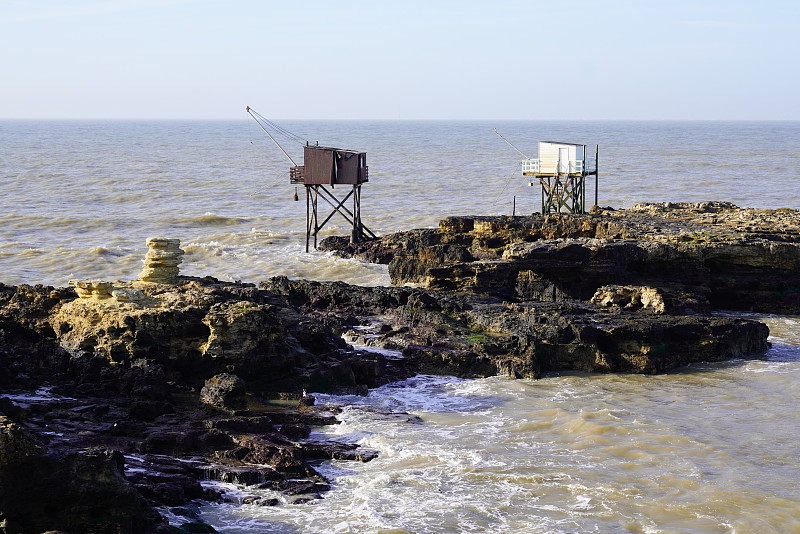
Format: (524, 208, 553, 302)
(540, 172, 585, 214)
(538, 144, 598, 214)
(305, 184, 376, 252)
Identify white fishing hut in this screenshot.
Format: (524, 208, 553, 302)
(521, 141, 598, 214)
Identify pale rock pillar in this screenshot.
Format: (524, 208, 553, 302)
(138, 238, 185, 284)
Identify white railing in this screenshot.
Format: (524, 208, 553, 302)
(521, 159, 539, 173)
(522, 159, 584, 174)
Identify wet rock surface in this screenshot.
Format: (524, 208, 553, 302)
(262, 278, 768, 378)
(0, 202, 788, 532)
(200, 373, 247, 411)
(0, 382, 376, 533)
(0, 415, 164, 534)
(0, 277, 386, 533)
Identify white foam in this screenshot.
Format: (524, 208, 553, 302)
(315, 375, 505, 415)
(3, 386, 75, 402)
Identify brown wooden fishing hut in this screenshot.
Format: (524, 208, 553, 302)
(246, 106, 376, 252)
(290, 144, 375, 251)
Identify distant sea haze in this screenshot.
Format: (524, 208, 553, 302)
(2, 120, 799, 287)
(3, 120, 800, 532)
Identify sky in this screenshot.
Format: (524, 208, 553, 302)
(1, 0, 798, 120)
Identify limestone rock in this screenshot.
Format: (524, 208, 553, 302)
(111, 287, 149, 303)
(70, 279, 114, 300)
(139, 238, 185, 284)
(69, 280, 151, 308)
(627, 201, 739, 214)
(321, 204, 800, 313)
(47, 278, 352, 391)
(263, 277, 769, 379)
(200, 301, 280, 360)
(591, 285, 666, 313)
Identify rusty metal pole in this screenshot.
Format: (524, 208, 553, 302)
(313, 186, 319, 249)
(351, 185, 359, 244)
(582, 145, 586, 214)
(595, 144, 599, 208)
(582, 175, 586, 213)
(305, 185, 310, 253)
(541, 177, 545, 214)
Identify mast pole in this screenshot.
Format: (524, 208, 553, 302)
(246, 106, 297, 166)
(595, 144, 599, 208)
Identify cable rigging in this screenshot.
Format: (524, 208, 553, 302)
(246, 106, 307, 166)
(492, 128, 532, 215)
(493, 128, 530, 159)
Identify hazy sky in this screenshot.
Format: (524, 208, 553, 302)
(2, 0, 798, 120)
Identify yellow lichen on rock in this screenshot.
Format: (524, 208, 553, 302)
(590, 285, 666, 314)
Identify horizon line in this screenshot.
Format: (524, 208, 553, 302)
(2, 117, 799, 122)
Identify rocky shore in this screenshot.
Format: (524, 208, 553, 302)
(0, 202, 791, 533)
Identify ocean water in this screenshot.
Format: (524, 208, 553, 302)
(3, 120, 800, 533)
(3, 120, 800, 287)
(202, 318, 800, 534)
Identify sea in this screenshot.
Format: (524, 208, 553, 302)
(3, 120, 800, 533)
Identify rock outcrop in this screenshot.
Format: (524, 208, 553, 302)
(321, 202, 800, 314)
(200, 373, 247, 410)
(590, 285, 667, 313)
(0, 277, 392, 532)
(0, 416, 165, 534)
(260, 277, 769, 379)
(50, 278, 368, 392)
